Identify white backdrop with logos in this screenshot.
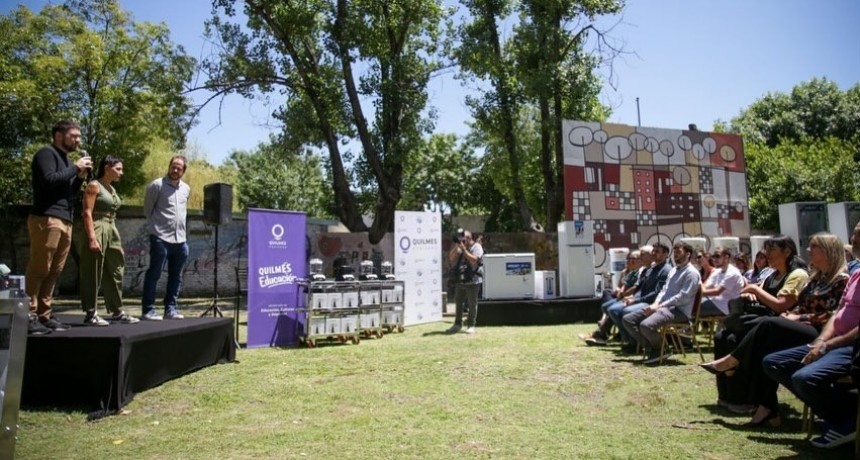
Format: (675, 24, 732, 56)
(394, 211, 443, 325)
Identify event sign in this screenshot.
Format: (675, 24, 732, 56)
(394, 211, 442, 325)
(247, 209, 306, 348)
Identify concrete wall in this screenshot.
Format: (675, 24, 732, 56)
(0, 205, 566, 300)
(1, 206, 251, 298)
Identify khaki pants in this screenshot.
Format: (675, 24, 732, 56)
(25, 215, 73, 319)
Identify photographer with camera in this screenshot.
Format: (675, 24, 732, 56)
(446, 229, 484, 334)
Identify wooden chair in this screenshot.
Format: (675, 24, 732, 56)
(689, 295, 727, 361)
(799, 376, 860, 459)
(657, 285, 703, 364)
(800, 375, 855, 439)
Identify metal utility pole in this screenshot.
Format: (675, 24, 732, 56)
(636, 97, 641, 127)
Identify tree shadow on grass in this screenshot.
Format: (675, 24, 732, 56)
(422, 330, 453, 337)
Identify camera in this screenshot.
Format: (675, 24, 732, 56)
(452, 228, 466, 244)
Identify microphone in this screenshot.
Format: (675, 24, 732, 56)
(79, 149, 93, 179)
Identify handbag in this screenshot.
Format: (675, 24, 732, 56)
(724, 297, 773, 335)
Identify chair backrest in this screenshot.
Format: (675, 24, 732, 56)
(690, 285, 703, 323)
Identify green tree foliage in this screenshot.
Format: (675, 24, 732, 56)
(455, 0, 618, 231)
(124, 138, 239, 210)
(203, 0, 452, 244)
(513, 0, 620, 230)
(746, 137, 860, 231)
(456, 0, 538, 231)
(228, 138, 332, 217)
(0, 0, 195, 207)
(399, 133, 478, 224)
(729, 78, 860, 148)
(724, 78, 860, 231)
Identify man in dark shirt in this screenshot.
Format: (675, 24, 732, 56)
(605, 243, 672, 351)
(26, 120, 92, 334)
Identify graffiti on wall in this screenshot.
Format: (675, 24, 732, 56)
(563, 121, 750, 271)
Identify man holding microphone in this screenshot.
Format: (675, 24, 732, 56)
(26, 120, 92, 335)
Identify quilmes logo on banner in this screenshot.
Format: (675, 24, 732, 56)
(268, 224, 288, 249)
(257, 261, 298, 288)
(399, 235, 438, 254)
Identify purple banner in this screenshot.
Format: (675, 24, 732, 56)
(247, 209, 307, 348)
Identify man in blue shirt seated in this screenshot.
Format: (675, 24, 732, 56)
(605, 243, 671, 352)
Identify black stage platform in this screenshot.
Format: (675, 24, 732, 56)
(22, 315, 236, 413)
(476, 296, 602, 326)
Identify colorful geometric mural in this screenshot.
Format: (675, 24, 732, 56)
(563, 121, 750, 270)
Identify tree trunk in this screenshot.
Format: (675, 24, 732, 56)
(483, 5, 540, 232)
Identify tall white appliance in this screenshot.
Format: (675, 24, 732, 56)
(558, 221, 595, 297)
(779, 202, 828, 262)
(828, 202, 860, 247)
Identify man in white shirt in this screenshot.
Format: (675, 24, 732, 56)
(700, 247, 745, 317)
(141, 155, 191, 320)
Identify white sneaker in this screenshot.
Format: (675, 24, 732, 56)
(83, 311, 109, 327)
(110, 311, 140, 324)
(165, 311, 185, 320)
(464, 327, 475, 334)
(811, 428, 856, 448)
(141, 311, 163, 321)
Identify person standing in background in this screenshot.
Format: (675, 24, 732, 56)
(141, 155, 191, 320)
(26, 120, 93, 335)
(446, 229, 484, 334)
(77, 155, 139, 326)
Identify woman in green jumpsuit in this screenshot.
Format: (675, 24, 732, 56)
(77, 155, 139, 325)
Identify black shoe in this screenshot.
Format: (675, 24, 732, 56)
(620, 343, 638, 354)
(40, 316, 71, 332)
(585, 337, 608, 346)
(28, 316, 52, 336)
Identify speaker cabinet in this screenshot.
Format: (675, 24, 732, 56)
(203, 183, 233, 225)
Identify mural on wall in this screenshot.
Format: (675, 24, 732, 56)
(563, 121, 750, 272)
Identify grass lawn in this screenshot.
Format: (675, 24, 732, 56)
(15, 303, 854, 459)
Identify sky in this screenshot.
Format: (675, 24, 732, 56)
(7, 0, 860, 165)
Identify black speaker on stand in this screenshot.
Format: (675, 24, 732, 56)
(201, 183, 233, 318)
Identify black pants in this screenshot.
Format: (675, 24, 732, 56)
(718, 316, 818, 411)
(713, 313, 768, 404)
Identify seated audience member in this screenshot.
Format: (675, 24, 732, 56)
(744, 249, 775, 284)
(846, 243, 860, 275)
(700, 247, 745, 317)
(733, 252, 749, 275)
(697, 250, 714, 283)
(580, 250, 642, 345)
(622, 241, 701, 364)
(759, 222, 860, 447)
(699, 232, 848, 426)
(604, 243, 671, 352)
(711, 235, 809, 413)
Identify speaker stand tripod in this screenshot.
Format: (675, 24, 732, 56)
(201, 224, 224, 318)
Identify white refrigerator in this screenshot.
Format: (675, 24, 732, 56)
(558, 221, 595, 297)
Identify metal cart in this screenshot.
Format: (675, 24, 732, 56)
(357, 280, 384, 339)
(296, 280, 362, 347)
(380, 280, 405, 333)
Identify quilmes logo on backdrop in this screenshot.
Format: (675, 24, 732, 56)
(399, 235, 438, 254)
(269, 224, 287, 249)
(257, 261, 298, 288)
